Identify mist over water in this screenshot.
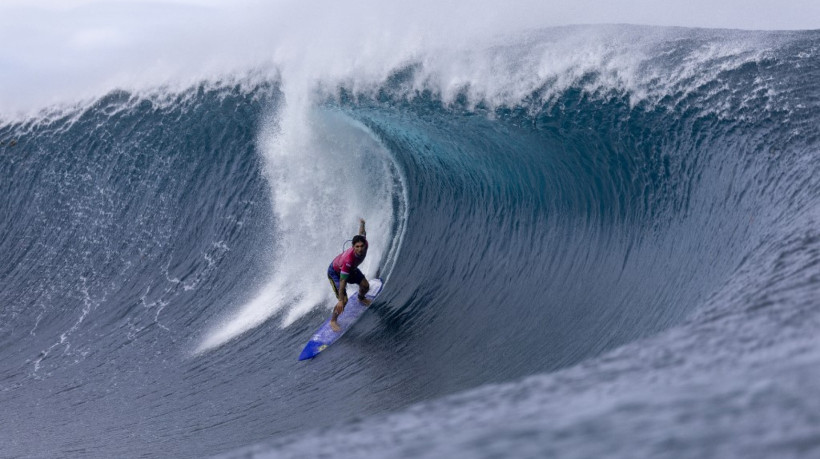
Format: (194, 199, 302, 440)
(2, 0, 819, 116)
(1, 3, 819, 459)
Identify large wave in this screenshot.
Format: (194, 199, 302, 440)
(0, 25, 818, 458)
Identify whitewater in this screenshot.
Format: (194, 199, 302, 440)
(1, 2, 819, 458)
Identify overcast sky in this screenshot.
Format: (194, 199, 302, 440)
(6, 0, 817, 30)
(1, 0, 818, 115)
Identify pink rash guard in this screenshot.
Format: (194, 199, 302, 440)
(331, 240, 368, 280)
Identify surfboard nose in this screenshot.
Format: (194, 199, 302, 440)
(299, 341, 326, 360)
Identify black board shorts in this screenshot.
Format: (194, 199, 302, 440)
(327, 263, 364, 296)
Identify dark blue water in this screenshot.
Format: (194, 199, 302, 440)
(1, 26, 818, 458)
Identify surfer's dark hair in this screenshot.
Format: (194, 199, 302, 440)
(352, 235, 367, 246)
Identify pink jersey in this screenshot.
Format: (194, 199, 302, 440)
(331, 242, 368, 277)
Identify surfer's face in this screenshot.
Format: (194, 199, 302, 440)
(353, 241, 367, 257)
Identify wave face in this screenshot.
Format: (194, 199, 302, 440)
(1, 26, 819, 458)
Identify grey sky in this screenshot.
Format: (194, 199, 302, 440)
(1, 0, 818, 115)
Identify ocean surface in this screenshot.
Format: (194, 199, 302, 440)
(1, 25, 819, 458)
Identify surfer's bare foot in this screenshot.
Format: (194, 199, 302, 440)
(330, 320, 341, 332)
(359, 296, 372, 306)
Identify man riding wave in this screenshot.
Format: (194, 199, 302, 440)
(327, 218, 371, 332)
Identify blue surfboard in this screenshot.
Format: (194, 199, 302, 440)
(298, 278, 384, 360)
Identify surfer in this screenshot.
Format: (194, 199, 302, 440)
(328, 218, 371, 332)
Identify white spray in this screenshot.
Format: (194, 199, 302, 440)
(196, 78, 400, 352)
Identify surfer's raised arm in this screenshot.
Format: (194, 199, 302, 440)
(358, 218, 366, 237)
